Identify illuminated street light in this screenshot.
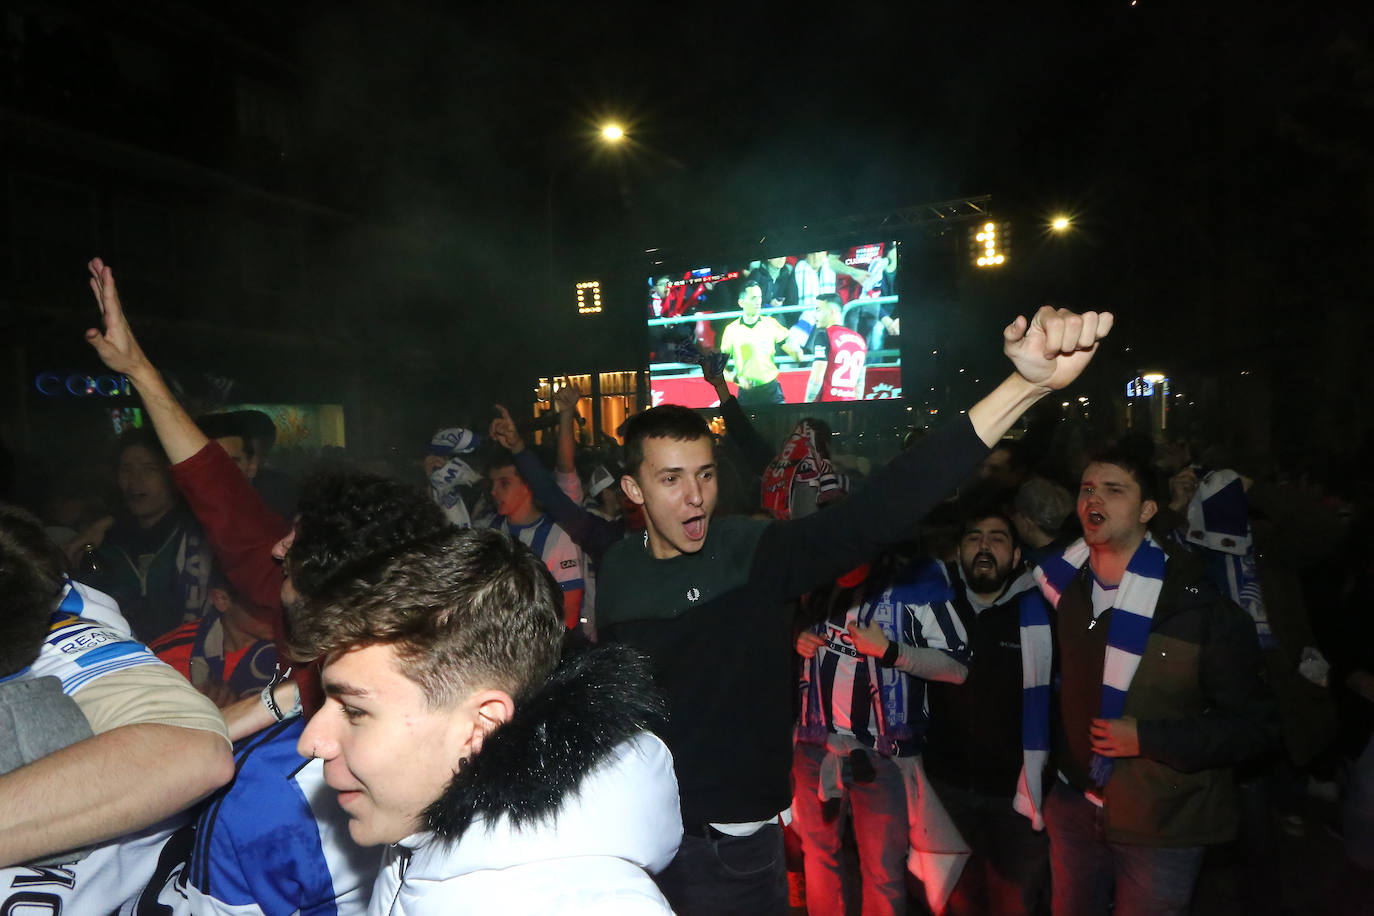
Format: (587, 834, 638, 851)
(1051, 215, 1071, 232)
(547, 119, 629, 304)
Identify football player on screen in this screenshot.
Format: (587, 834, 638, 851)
(805, 293, 868, 402)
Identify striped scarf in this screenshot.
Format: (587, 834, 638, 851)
(1183, 468, 1274, 649)
(1017, 533, 1167, 824)
(761, 420, 847, 521)
(427, 427, 483, 528)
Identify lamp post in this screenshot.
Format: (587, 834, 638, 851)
(545, 123, 626, 307)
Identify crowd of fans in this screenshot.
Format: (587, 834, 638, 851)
(1, 259, 1372, 916)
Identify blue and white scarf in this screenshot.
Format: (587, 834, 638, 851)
(1017, 533, 1167, 825)
(427, 427, 483, 528)
(1183, 468, 1274, 649)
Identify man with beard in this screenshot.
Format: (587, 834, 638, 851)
(921, 511, 1052, 916)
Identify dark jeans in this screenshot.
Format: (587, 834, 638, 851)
(654, 822, 789, 916)
(930, 776, 1049, 916)
(1044, 781, 1205, 916)
(737, 379, 785, 406)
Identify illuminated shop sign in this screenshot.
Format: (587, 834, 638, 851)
(35, 372, 133, 397)
(1125, 373, 1168, 399)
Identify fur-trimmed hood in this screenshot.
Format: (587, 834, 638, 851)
(426, 642, 671, 839)
(375, 644, 681, 913)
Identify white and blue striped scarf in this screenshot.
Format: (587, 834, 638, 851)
(1016, 533, 1167, 827)
(427, 427, 483, 528)
(1183, 468, 1274, 649)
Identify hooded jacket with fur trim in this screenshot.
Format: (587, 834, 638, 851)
(367, 645, 682, 915)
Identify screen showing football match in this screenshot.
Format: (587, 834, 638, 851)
(646, 241, 901, 409)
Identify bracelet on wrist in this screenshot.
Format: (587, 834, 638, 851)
(261, 681, 302, 722)
(261, 683, 286, 721)
(879, 639, 900, 668)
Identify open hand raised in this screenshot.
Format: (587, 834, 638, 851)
(84, 258, 153, 378)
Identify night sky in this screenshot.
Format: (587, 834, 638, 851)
(4, 0, 1370, 465)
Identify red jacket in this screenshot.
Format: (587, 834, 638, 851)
(170, 443, 321, 714)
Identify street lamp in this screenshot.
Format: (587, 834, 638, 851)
(547, 124, 628, 308)
(1051, 215, 1071, 232)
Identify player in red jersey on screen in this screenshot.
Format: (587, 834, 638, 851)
(805, 293, 868, 402)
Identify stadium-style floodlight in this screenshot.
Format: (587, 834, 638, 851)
(973, 221, 1007, 267)
(576, 280, 603, 315)
(601, 124, 625, 142)
(1051, 215, 1071, 232)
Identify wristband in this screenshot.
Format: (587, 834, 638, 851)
(879, 639, 900, 668)
(261, 683, 287, 721)
(261, 681, 302, 722)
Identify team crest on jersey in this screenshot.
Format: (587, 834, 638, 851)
(686, 587, 701, 602)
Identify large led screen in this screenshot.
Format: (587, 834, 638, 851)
(647, 241, 901, 409)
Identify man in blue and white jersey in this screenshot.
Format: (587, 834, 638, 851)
(127, 715, 378, 915)
(483, 445, 586, 630)
(2, 692, 377, 915)
(0, 507, 233, 869)
(0, 505, 376, 913)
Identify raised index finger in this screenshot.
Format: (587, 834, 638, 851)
(493, 404, 513, 423)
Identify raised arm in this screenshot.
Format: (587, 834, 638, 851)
(553, 385, 581, 477)
(967, 307, 1113, 447)
(490, 405, 623, 562)
(84, 258, 207, 464)
(701, 346, 776, 475)
(83, 259, 290, 613)
(753, 306, 1112, 599)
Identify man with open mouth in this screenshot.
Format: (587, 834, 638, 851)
(1023, 448, 1275, 915)
(596, 306, 1114, 915)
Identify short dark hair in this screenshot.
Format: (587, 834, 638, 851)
(1085, 447, 1161, 504)
(485, 447, 520, 478)
(288, 471, 450, 601)
(291, 527, 564, 705)
(229, 410, 278, 453)
(197, 413, 255, 459)
(621, 406, 711, 477)
(961, 506, 1020, 550)
(737, 280, 762, 303)
(116, 427, 169, 466)
(0, 504, 66, 677)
